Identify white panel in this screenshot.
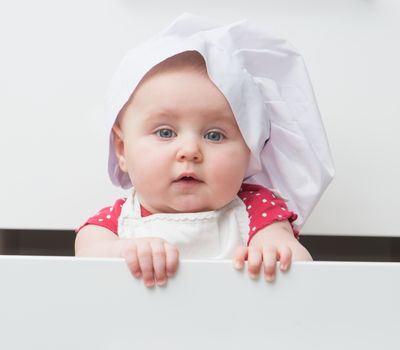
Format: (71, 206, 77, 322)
(0, 257, 399, 349)
(0, 0, 399, 235)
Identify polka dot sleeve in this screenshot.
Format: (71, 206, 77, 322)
(238, 183, 299, 244)
(75, 198, 127, 235)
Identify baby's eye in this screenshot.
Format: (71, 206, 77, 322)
(204, 131, 224, 141)
(156, 128, 177, 138)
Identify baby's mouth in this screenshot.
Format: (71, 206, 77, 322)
(173, 174, 203, 184)
(176, 176, 199, 182)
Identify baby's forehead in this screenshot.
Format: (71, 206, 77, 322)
(121, 52, 234, 116)
(120, 73, 237, 127)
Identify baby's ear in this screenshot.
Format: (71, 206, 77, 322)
(112, 123, 128, 172)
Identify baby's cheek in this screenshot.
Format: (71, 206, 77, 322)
(130, 154, 167, 189)
(212, 161, 244, 202)
(218, 151, 247, 179)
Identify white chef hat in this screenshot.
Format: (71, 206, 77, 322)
(105, 13, 335, 230)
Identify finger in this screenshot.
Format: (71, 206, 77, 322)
(278, 246, 292, 271)
(137, 241, 155, 287)
(233, 246, 247, 270)
(247, 247, 262, 279)
(121, 243, 141, 278)
(164, 243, 179, 277)
(262, 246, 278, 282)
(150, 239, 167, 286)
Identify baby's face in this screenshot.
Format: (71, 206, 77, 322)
(113, 67, 250, 213)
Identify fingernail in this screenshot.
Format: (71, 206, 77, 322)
(167, 271, 176, 277)
(265, 274, 275, 282)
(234, 260, 242, 270)
(249, 273, 258, 280)
(157, 279, 167, 286)
(145, 280, 155, 288)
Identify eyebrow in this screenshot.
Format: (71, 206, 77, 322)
(143, 107, 236, 125)
(141, 110, 175, 123)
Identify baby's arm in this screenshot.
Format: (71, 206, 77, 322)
(233, 220, 312, 281)
(75, 225, 179, 287)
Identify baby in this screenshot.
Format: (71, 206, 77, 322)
(75, 14, 334, 287)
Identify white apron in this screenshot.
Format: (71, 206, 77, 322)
(118, 189, 250, 259)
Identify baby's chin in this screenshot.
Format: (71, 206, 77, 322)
(162, 196, 230, 214)
(162, 202, 213, 214)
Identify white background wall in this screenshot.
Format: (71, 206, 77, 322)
(0, 0, 399, 236)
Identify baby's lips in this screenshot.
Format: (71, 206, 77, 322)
(174, 172, 202, 182)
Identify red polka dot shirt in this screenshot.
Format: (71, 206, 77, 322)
(77, 183, 299, 244)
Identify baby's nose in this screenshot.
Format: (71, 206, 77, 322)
(176, 139, 203, 162)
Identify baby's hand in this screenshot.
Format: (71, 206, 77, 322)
(233, 244, 292, 282)
(120, 237, 179, 288)
(233, 221, 312, 281)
